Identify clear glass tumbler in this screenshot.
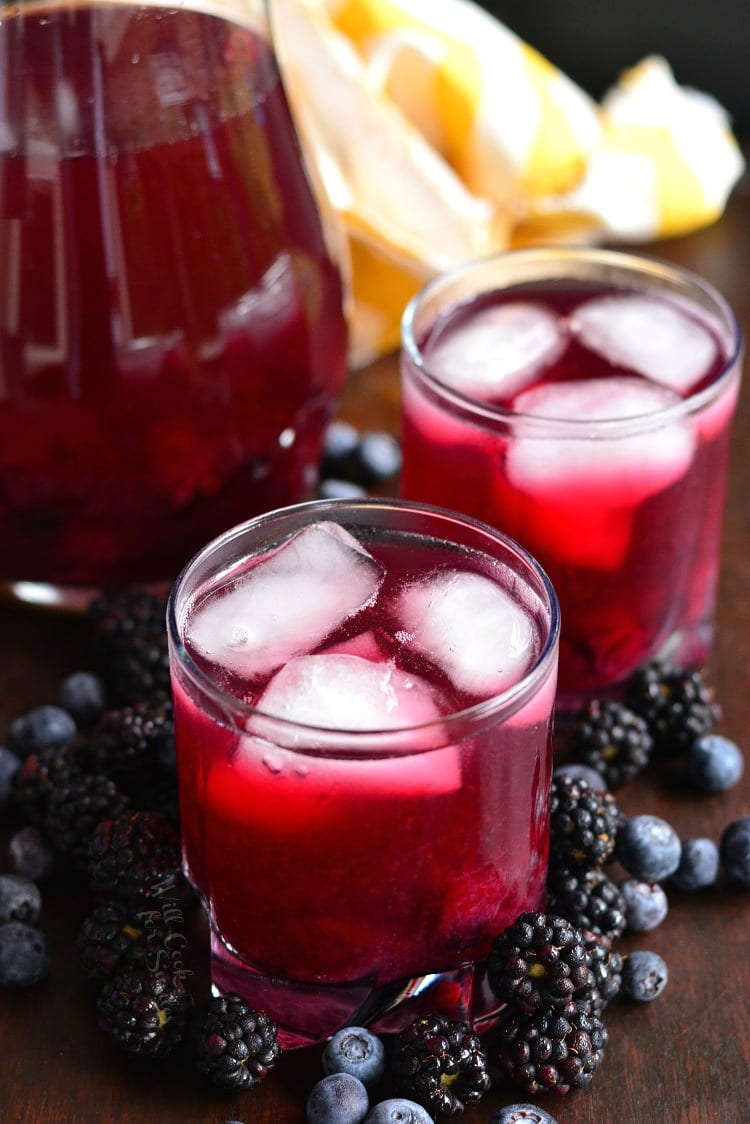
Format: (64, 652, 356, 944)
(400, 249, 743, 704)
(167, 498, 559, 1046)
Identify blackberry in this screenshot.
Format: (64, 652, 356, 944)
(548, 776, 620, 873)
(546, 868, 626, 944)
(88, 811, 183, 903)
(193, 994, 281, 1091)
(77, 900, 168, 983)
(11, 745, 84, 826)
(45, 773, 130, 868)
(582, 931, 622, 1012)
(626, 662, 718, 756)
(487, 913, 594, 1015)
(88, 702, 174, 780)
(490, 999, 607, 1095)
(570, 699, 653, 789)
(390, 1014, 491, 1116)
(98, 966, 192, 1056)
(90, 589, 170, 706)
(552, 762, 606, 793)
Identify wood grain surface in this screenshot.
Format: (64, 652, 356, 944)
(2, 183, 750, 1124)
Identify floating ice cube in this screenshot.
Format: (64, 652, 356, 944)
(571, 293, 718, 394)
(505, 377, 696, 568)
(396, 570, 538, 698)
(187, 522, 384, 679)
(256, 653, 443, 735)
(425, 302, 567, 401)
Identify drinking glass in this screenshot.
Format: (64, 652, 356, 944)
(167, 498, 559, 1046)
(0, 0, 347, 607)
(400, 249, 742, 704)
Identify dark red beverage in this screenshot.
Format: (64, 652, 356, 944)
(168, 502, 559, 1044)
(401, 251, 742, 701)
(0, 3, 346, 593)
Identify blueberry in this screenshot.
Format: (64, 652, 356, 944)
(621, 950, 668, 1001)
(0, 922, 49, 987)
(8, 827, 56, 882)
(616, 814, 681, 881)
(322, 420, 360, 477)
(620, 879, 669, 931)
(685, 734, 744, 793)
(0, 745, 21, 806)
(364, 1100, 435, 1123)
(6, 705, 77, 757)
(356, 432, 402, 484)
(58, 671, 107, 726)
(670, 837, 720, 891)
(319, 479, 369, 501)
(719, 815, 750, 888)
(323, 1027, 386, 1088)
(489, 1106, 559, 1124)
(0, 874, 42, 925)
(552, 762, 607, 792)
(306, 1073, 369, 1124)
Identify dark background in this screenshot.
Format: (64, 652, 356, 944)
(482, 0, 749, 139)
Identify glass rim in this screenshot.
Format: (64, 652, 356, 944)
(166, 497, 560, 751)
(401, 246, 744, 436)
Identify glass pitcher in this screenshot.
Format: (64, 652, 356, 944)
(0, 0, 348, 606)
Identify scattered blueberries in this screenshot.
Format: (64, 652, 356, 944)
(320, 420, 402, 493)
(0, 745, 21, 805)
(616, 815, 682, 882)
(6, 705, 77, 757)
(364, 1100, 435, 1123)
(719, 816, 750, 888)
(621, 950, 668, 1002)
(489, 1107, 559, 1124)
(307, 1073, 369, 1124)
(323, 1026, 386, 1089)
(670, 838, 720, 891)
(684, 734, 744, 793)
(552, 762, 607, 792)
(620, 879, 669, 932)
(58, 671, 107, 726)
(0, 874, 42, 925)
(356, 432, 403, 485)
(8, 827, 56, 882)
(0, 922, 49, 988)
(319, 479, 368, 501)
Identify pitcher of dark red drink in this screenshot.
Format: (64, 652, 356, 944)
(0, 0, 347, 606)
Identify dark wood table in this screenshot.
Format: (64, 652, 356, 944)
(3, 184, 750, 1123)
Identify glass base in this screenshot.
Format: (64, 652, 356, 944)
(210, 925, 505, 1049)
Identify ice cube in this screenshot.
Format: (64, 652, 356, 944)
(505, 377, 696, 568)
(187, 522, 384, 679)
(256, 653, 443, 736)
(570, 293, 718, 394)
(425, 302, 567, 401)
(396, 570, 538, 698)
